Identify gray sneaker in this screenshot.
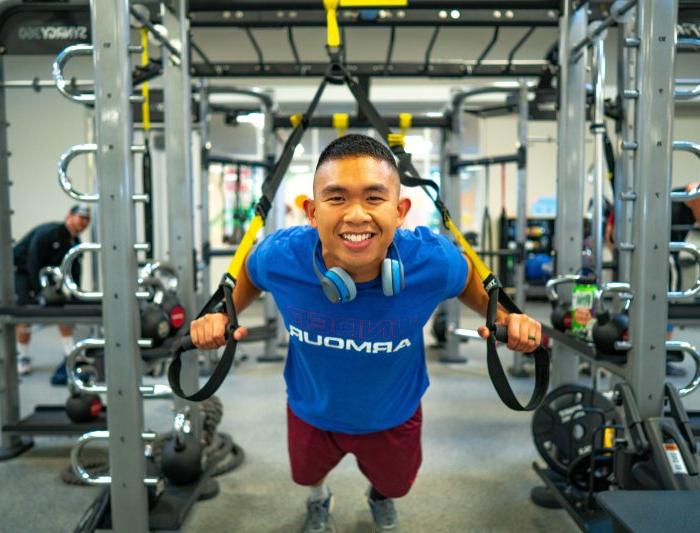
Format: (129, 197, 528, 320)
(368, 495, 399, 532)
(302, 494, 336, 533)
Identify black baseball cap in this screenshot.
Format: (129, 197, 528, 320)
(70, 204, 91, 218)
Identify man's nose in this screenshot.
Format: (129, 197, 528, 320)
(344, 202, 371, 222)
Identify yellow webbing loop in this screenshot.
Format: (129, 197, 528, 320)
(603, 427, 615, 449)
(140, 28, 150, 131)
(399, 112, 412, 132)
(324, 0, 341, 48)
(387, 133, 405, 147)
(340, 0, 408, 6)
(444, 217, 492, 282)
(332, 113, 349, 137)
(226, 214, 264, 278)
(290, 113, 303, 128)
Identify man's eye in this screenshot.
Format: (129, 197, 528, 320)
(368, 196, 385, 202)
(327, 196, 344, 202)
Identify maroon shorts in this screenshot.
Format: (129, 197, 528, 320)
(287, 404, 422, 498)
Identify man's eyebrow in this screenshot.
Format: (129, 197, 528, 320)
(319, 185, 348, 196)
(319, 184, 391, 196)
(364, 184, 390, 194)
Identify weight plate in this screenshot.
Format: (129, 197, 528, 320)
(531, 384, 617, 476)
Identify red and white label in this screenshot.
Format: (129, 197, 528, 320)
(664, 443, 688, 475)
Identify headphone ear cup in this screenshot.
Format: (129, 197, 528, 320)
(323, 267, 357, 303)
(382, 258, 404, 297)
(319, 276, 342, 303)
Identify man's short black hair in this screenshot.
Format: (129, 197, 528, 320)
(315, 133, 398, 172)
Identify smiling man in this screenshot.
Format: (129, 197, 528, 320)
(190, 134, 541, 532)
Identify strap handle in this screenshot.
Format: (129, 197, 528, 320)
(168, 274, 239, 402)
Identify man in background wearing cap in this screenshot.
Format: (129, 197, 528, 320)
(13, 204, 91, 383)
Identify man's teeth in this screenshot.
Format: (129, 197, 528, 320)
(342, 233, 372, 242)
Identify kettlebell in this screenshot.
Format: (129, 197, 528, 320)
(140, 302, 171, 346)
(550, 301, 572, 332)
(160, 291, 186, 334)
(161, 433, 203, 486)
(592, 311, 629, 356)
(66, 393, 103, 423)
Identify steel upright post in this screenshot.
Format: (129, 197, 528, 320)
(592, 31, 606, 284)
(163, 0, 201, 422)
(198, 79, 210, 305)
(441, 98, 464, 362)
(261, 90, 283, 361)
(616, 8, 637, 283)
(91, 0, 149, 529)
(510, 80, 529, 377)
(625, 0, 677, 418)
(551, 2, 587, 387)
(0, 53, 26, 459)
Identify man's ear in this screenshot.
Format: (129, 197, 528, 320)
(303, 198, 318, 228)
(395, 197, 412, 227)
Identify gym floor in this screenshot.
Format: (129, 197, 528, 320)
(2, 301, 699, 532)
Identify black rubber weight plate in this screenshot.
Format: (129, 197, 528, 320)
(531, 384, 616, 476)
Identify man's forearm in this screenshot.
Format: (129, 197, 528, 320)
(457, 267, 508, 322)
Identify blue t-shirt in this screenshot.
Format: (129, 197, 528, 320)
(247, 225, 468, 434)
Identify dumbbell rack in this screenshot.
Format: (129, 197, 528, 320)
(537, 0, 700, 530)
(0, 305, 105, 455)
(51, 2, 210, 531)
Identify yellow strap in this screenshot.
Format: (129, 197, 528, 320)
(603, 427, 615, 449)
(226, 214, 264, 278)
(332, 113, 349, 137)
(340, 0, 408, 6)
(399, 112, 412, 132)
(444, 217, 492, 282)
(290, 113, 303, 128)
(140, 28, 150, 131)
(324, 0, 341, 48)
(387, 133, 405, 147)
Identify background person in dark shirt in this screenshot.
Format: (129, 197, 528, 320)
(13, 204, 91, 382)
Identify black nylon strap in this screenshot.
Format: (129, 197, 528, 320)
(169, 66, 334, 402)
(484, 276, 550, 411)
(168, 278, 241, 402)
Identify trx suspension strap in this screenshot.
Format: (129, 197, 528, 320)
(168, 67, 333, 401)
(320, 7, 549, 411)
(335, 58, 548, 411)
(141, 28, 154, 258)
(171, 1, 549, 410)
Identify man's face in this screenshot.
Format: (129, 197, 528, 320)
(66, 213, 90, 236)
(304, 155, 411, 281)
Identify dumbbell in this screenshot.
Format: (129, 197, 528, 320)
(38, 266, 66, 306)
(140, 301, 171, 347)
(592, 311, 629, 356)
(550, 301, 572, 332)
